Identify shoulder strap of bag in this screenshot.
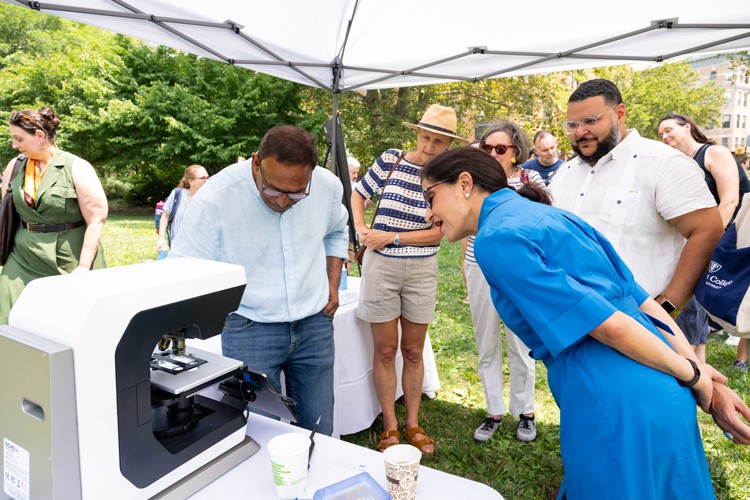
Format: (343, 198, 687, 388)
(4, 154, 25, 199)
(169, 188, 184, 224)
(368, 152, 406, 230)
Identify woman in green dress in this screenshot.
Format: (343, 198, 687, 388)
(0, 106, 107, 323)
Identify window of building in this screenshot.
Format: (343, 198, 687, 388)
(725, 91, 732, 104)
(744, 116, 747, 129)
(710, 70, 717, 81)
(723, 114, 731, 128)
(722, 137, 729, 147)
(738, 115, 742, 128)
(745, 93, 748, 107)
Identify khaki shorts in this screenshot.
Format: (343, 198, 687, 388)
(356, 247, 438, 324)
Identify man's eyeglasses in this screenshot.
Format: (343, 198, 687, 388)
(259, 163, 312, 201)
(479, 143, 518, 156)
(422, 179, 449, 208)
(563, 104, 617, 133)
(192, 176, 209, 181)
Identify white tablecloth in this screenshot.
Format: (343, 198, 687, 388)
(189, 413, 502, 499)
(333, 276, 440, 437)
(186, 276, 441, 439)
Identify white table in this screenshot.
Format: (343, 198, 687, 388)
(189, 413, 502, 499)
(187, 276, 441, 439)
(333, 277, 440, 437)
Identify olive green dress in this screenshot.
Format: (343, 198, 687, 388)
(0, 151, 106, 324)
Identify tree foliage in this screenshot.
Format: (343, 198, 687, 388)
(0, 3, 322, 205)
(589, 62, 725, 139)
(0, 2, 728, 203)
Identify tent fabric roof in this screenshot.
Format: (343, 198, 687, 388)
(6, 0, 750, 92)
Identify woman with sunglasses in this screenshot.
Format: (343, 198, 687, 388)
(658, 113, 750, 364)
(351, 104, 468, 455)
(157, 164, 209, 257)
(422, 146, 721, 499)
(466, 121, 544, 443)
(1, 107, 107, 324)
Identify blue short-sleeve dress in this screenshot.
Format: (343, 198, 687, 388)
(474, 189, 714, 499)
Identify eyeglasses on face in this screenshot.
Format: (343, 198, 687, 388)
(563, 104, 617, 133)
(259, 162, 312, 201)
(192, 175, 209, 180)
(422, 179, 449, 208)
(479, 143, 518, 156)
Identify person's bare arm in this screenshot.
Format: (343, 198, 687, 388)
(589, 311, 713, 411)
(661, 207, 723, 307)
(71, 158, 107, 270)
(705, 145, 740, 227)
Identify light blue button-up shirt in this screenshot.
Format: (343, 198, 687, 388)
(170, 160, 349, 323)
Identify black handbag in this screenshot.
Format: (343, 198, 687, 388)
(0, 155, 25, 265)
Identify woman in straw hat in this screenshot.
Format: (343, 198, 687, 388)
(351, 104, 468, 455)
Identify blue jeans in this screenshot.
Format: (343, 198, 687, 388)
(676, 296, 709, 345)
(221, 310, 335, 436)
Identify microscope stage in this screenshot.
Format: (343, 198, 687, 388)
(150, 347, 243, 395)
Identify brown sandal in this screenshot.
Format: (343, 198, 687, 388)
(405, 426, 435, 455)
(376, 430, 401, 452)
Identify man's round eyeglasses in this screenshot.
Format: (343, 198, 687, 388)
(479, 143, 517, 156)
(259, 163, 312, 201)
(563, 104, 617, 133)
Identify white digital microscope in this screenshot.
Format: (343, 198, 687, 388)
(0, 258, 269, 499)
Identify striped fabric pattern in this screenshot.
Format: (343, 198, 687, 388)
(354, 148, 439, 258)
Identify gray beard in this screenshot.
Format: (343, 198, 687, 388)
(572, 122, 620, 165)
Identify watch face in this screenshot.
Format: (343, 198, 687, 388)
(661, 300, 676, 314)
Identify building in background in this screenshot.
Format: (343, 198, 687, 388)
(689, 54, 750, 153)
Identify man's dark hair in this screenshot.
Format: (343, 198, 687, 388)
(568, 78, 623, 106)
(257, 125, 318, 168)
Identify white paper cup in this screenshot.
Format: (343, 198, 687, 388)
(383, 444, 421, 500)
(267, 432, 311, 499)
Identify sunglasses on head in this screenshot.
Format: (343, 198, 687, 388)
(479, 143, 518, 155)
(9, 111, 34, 126)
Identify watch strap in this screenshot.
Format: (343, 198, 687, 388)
(677, 358, 701, 388)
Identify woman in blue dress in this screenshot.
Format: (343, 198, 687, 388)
(421, 147, 720, 498)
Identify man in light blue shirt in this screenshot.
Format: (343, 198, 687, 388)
(171, 125, 349, 435)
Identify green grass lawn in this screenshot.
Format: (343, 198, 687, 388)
(100, 212, 750, 499)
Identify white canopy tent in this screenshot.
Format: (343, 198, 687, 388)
(5, 0, 750, 245)
(4, 0, 750, 92)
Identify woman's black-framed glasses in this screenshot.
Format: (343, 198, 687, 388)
(479, 143, 518, 156)
(422, 179, 449, 208)
(259, 162, 312, 201)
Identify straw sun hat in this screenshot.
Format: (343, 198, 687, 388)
(402, 104, 469, 144)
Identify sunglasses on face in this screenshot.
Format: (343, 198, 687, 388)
(479, 143, 518, 156)
(259, 162, 312, 201)
(422, 179, 449, 208)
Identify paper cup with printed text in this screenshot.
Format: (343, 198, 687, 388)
(267, 432, 311, 499)
(383, 444, 421, 500)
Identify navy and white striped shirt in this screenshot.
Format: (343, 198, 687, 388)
(354, 148, 438, 258)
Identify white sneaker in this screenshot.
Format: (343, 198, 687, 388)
(473, 417, 502, 442)
(516, 415, 537, 442)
